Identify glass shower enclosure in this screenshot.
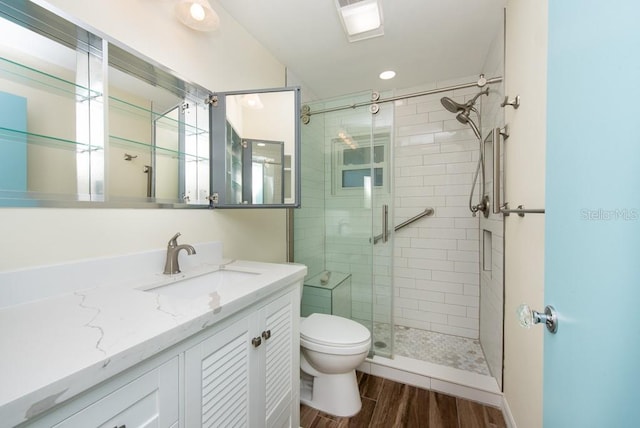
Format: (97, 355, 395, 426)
(294, 91, 394, 357)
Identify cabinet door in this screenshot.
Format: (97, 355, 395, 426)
(264, 293, 295, 428)
(50, 357, 179, 428)
(184, 315, 253, 428)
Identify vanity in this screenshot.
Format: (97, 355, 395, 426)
(0, 242, 306, 427)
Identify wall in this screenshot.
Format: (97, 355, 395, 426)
(0, 0, 288, 271)
(502, 0, 547, 427)
(392, 76, 482, 339)
(479, 24, 506, 389)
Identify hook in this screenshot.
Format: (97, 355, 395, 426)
(501, 95, 521, 109)
(124, 153, 138, 161)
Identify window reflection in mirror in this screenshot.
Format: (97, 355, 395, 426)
(213, 88, 300, 207)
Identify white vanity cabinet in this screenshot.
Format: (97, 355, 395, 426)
(28, 357, 180, 428)
(184, 288, 299, 428)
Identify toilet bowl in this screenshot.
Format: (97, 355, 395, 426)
(299, 313, 371, 417)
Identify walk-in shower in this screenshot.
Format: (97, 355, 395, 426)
(294, 73, 505, 392)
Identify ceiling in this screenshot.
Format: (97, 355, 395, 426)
(215, 0, 505, 100)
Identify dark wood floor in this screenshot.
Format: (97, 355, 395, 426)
(300, 372, 506, 428)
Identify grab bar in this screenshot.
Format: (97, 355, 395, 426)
(372, 207, 434, 244)
(492, 126, 545, 217)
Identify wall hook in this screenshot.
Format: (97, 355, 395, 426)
(124, 153, 138, 161)
(501, 95, 521, 109)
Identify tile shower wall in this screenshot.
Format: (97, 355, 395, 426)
(392, 76, 483, 339)
(479, 28, 505, 388)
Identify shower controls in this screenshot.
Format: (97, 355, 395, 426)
(501, 95, 521, 109)
(517, 304, 558, 334)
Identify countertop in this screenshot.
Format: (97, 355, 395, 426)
(0, 259, 306, 426)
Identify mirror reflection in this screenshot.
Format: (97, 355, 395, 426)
(0, 12, 104, 202)
(212, 88, 300, 207)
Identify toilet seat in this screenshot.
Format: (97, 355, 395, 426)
(301, 313, 371, 355)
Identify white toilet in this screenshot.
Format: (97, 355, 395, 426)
(299, 313, 371, 417)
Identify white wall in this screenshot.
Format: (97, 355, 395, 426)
(479, 24, 506, 389)
(0, 0, 288, 271)
(503, 1, 547, 427)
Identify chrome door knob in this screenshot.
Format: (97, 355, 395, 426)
(517, 304, 558, 334)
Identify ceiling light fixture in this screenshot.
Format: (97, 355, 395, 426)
(335, 0, 384, 42)
(379, 70, 396, 80)
(175, 0, 220, 32)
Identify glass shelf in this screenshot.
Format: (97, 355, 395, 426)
(0, 126, 96, 152)
(108, 96, 208, 137)
(109, 135, 209, 162)
(0, 56, 101, 102)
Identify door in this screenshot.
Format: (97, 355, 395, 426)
(544, 1, 640, 426)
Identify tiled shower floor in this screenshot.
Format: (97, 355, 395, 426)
(373, 323, 490, 376)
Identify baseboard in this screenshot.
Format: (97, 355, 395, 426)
(358, 355, 503, 408)
(502, 395, 517, 428)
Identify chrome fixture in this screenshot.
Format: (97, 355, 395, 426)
(517, 304, 558, 334)
(440, 86, 490, 217)
(163, 232, 196, 275)
(490, 126, 546, 217)
(501, 95, 521, 109)
(372, 207, 434, 244)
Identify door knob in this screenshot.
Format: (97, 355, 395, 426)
(517, 304, 558, 334)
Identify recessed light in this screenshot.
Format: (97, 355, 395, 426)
(379, 70, 396, 80)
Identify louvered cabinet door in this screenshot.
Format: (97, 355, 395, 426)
(184, 315, 252, 428)
(263, 293, 295, 428)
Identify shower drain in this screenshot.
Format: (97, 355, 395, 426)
(374, 341, 387, 349)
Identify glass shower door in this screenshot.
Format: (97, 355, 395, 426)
(295, 90, 394, 358)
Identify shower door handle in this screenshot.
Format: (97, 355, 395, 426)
(382, 204, 389, 243)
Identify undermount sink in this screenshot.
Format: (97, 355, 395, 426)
(144, 268, 259, 299)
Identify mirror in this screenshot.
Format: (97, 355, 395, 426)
(107, 44, 211, 205)
(210, 88, 301, 207)
(0, 1, 301, 209)
(0, 1, 212, 207)
(0, 2, 105, 204)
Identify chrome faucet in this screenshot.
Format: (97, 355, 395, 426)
(163, 232, 196, 275)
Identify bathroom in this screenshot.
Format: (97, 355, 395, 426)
(1, 1, 639, 427)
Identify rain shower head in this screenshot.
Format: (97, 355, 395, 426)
(440, 87, 490, 114)
(440, 96, 465, 113)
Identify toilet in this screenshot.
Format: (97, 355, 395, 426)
(299, 313, 371, 417)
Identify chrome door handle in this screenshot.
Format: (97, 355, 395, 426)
(517, 304, 558, 334)
(251, 336, 262, 347)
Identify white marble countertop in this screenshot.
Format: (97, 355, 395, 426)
(0, 257, 306, 426)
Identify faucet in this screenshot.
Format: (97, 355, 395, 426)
(163, 232, 196, 275)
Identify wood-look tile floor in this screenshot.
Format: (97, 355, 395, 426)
(300, 372, 506, 428)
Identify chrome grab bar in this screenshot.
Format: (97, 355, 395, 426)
(372, 207, 434, 244)
(492, 126, 545, 217)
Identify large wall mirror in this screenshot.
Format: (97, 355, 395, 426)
(210, 87, 301, 208)
(0, 0, 301, 209)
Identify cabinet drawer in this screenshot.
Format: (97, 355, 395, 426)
(50, 357, 179, 428)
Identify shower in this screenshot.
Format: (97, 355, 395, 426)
(440, 87, 489, 216)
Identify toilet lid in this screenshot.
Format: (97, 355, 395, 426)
(300, 313, 371, 347)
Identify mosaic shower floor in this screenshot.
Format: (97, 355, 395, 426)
(373, 323, 490, 376)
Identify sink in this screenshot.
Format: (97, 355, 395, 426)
(144, 269, 259, 299)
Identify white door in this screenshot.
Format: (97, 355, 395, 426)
(544, 0, 640, 426)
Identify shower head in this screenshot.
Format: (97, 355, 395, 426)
(440, 87, 490, 114)
(440, 97, 465, 113)
(458, 112, 481, 139)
